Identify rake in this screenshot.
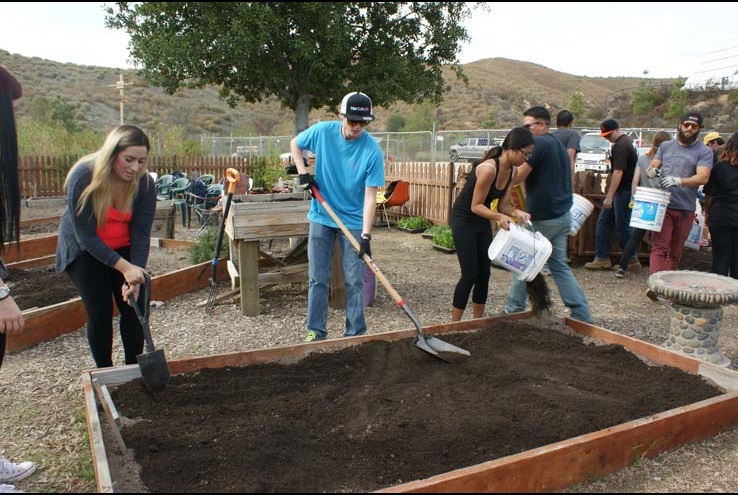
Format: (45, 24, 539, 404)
(206, 168, 240, 314)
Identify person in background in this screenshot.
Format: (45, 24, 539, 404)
(0, 65, 38, 491)
(450, 127, 534, 321)
(644, 111, 713, 300)
(614, 131, 672, 279)
(703, 131, 725, 164)
(56, 125, 156, 367)
(703, 133, 738, 278)
(552, 109, 580, 185)
(504, 106, 592, 323)
(291, 91, 384, 342)
(584, 119, 639, 271)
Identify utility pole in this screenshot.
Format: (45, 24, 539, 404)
(108, 74, 133, 125)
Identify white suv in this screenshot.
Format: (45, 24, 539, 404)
(575, 133, 611, 173)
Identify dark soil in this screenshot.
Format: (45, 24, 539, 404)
(111, 320, 722, 493)
(5, 266, 78, 310)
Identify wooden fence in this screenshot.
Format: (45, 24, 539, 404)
(20, 156, 622, 257)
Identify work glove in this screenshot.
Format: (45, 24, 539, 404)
(357, 235, 372, 259)
(644, 167, 661, 179)
(659, 176, 682, 188)
(299, 173, 319, 195)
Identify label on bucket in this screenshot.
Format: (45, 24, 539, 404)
(500, 245, 534, 272)
(633, 200, 659, 222)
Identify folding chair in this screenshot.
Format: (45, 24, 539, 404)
(189, 184, 224, 233)
(376, 180, 410, 229)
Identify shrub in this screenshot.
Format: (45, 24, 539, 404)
(190, 226, 229, 264)
(423, 225, 447, 237)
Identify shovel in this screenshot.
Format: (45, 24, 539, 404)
(310, 186, 470, 363)
(206, 168, 240, 314)
(128, 275, 171, 392)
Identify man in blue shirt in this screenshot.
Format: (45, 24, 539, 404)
(290, 92, 385, 342)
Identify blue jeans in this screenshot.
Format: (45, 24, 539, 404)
(505, 212, 593, 323)
(306, 221, 366, 338)
(595, 189, 632, 260)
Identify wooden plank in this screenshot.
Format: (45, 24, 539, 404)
(19, 215, 60, 227)
(6, 254, 56, 270)
(91, 379, 127, 453)
(239, 240, 260, 316)
(82, 374, 114, 493)
(1, 234, 58, 262)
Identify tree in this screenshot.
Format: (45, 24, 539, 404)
(631, 80, 657, 117)
(105, 2, 476, 135)
(568, 91, 585, 118)
(386, 114, 407, 132)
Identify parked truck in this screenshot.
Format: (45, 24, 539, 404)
(449, 137, 494, 162)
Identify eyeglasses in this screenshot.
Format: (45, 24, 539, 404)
(523, 121, 544, 129)
(342, 114, 369, 127)
(518, 149, 533, 160)
(681, 122, 700, 130)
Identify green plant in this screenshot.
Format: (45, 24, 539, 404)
(423, 224, 446, 237)
(396, 216, 432, 230)
(431, 226, 454, 249)
(190, 226, 229, 263)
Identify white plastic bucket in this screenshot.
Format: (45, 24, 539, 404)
(684, 213, 704, 250)
(630, 187, 671, 232)
(570, 194, 595, 236)
(488, 223, 553, 282)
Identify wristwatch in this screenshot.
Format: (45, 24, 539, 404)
(0, 284, 10, 301)
(361, 233, 372, 240)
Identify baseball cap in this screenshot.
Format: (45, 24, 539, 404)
(681, 111, 703, 127)
(340, 92, 375, 122)
(599, 119, 619, 137)
(703, 131, 720, 145)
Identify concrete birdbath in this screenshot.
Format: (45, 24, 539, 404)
(648, 270, 738, 367)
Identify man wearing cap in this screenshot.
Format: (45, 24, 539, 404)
(584, 119, 638, 270)
(703, 131, 725, 165)
(290, 91, 385, 342)
(504, 106, 592, 323)
(643, 112, 714, 299)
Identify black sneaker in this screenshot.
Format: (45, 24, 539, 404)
(614, 268, 626, 279)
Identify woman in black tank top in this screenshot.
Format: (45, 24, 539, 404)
(450, 127, 535, 322)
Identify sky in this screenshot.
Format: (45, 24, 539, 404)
(1, 2, 738, 79)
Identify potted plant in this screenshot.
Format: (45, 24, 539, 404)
(396, 216, 432, 233)
(422, 224, 447, 240)
(431, 226, 455, 253)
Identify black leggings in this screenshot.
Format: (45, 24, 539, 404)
(709, 224, 738, 278)
(451, 222, 493, 310)
(65, 249, 145, 367)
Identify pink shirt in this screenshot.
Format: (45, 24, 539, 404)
(97, 206, 132, 250)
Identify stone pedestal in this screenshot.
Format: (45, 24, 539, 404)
(662, 303, 730, 367)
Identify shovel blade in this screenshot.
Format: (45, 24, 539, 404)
(137, 349, 171, 392)
(415, 335, 470, 363)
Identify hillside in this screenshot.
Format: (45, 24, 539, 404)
(0, 49, 706, 138)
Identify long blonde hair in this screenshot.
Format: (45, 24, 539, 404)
(64, 125, 150, 226)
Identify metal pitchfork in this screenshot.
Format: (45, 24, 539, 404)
(310, 186, 470, 363)
(206, 168, 240, 314)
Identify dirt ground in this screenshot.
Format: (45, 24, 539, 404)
(3, 199, 738, 493)
(110, 320, 722, 493)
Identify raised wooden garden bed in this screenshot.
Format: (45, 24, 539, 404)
(82, 313, 738, 493)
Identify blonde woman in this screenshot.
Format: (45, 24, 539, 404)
(56, 125, 156, 367)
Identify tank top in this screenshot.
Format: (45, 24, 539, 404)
(97, 206, 132, 250)
(452, 159, 513, 226)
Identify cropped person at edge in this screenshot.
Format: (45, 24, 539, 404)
(56, 125, 157, 367)
(450, 127, 534, 321)
(504, 106, 593, 323)
(0, 64, 38, 491)
(291, 91, 385, 342)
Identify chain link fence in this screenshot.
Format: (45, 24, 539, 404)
(202, 126, 680, 164)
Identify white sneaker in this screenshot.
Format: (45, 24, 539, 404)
(0, 456, 36, 484)
(0, 484, 23, 493)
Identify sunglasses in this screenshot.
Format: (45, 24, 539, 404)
(342, 114, 369, 127)
(681, 122, 700, 130)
